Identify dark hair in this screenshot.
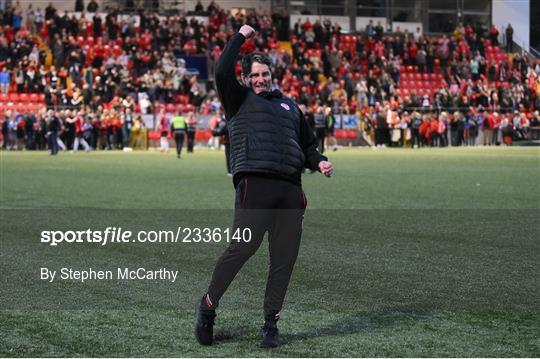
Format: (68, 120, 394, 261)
(241, 52, 272, 76)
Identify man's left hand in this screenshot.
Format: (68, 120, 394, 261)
(318, 161, 333, 177)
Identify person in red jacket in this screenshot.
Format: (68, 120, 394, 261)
(489, 112, 500, 145)
(112, 111, 123, 149)
(157, 108, 170, 153)
(101, 110, 113, 150)
(72, 111, 90, 152)
(489, 25, 499, 46)
(483, 111, 494, 146)
(418, 114, 429, 146)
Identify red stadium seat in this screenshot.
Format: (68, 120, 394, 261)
(9, 93, 19, 102)
(27, 102, 39, 112)
(0, 93, 8, 102)
(29, 93, 39, 102)
(178, 95, 189, 104)
(18, 93, 29, 102)
(148, 131, 160, 141)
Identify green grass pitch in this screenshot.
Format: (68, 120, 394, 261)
(0, 147, 539, 357)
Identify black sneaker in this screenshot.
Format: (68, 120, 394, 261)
(260, 321, 280, 348)
(195, 302, 216, 345)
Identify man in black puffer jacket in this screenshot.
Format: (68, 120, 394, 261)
(195, 25, 333, 348)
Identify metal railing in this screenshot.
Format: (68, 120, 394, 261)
(509, 32, 540, 60)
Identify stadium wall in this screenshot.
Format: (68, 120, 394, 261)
(289, 15, 421, 34)
(182, 0, 271, 12)
(14, 0, 270, 14)
(392, 22, 422, 34)
(15, 0, 105, 13)
(492, 0, 530, 51)
(289, 14, 390, 33)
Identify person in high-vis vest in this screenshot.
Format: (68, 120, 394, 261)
(170, 114, 187, 158)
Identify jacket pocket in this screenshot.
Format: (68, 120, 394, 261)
(235, 177, 248, 207)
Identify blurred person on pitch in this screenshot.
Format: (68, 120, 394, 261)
(212, 111, 231, 175)
(158, 108, 170, 153)
(46, 110, 61, 155)
(325, 106, 337, 151)
(208, 110, 222, 150)
(195, 24, 333, 348)
(185, 112, 198, 153)
(72, 111, 91, 152)
(313, 105, 327, 153)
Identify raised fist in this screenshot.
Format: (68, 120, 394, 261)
(239, 25, 255, 39)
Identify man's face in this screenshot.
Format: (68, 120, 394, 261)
(246, 62, 272, 94)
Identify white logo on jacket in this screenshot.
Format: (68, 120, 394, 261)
(280, 103, 290, 111)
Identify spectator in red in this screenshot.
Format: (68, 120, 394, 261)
(157, 108, 169, 153)
(489, 25, 499, 46)
(73, 111, 90, 152)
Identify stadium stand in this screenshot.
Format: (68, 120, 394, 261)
(0, 1, 539, 151)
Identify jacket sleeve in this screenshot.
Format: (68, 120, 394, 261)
(299, 109, 327, 171)
(214, 33, 248, 119)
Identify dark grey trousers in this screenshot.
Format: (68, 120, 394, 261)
(206, 175, 306, 317)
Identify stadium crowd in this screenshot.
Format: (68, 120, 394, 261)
(0, 1, 539, 152)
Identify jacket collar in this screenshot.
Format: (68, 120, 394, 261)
(256, 89, 283, 99)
